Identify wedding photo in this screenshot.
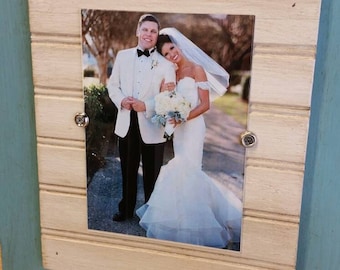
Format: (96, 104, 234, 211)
(82, 10, 255, 251)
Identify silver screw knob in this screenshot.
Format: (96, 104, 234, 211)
(74, 112, 89, 127)
(240, 131, 257, 148)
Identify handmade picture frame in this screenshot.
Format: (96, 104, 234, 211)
(29, 0, 321, 269)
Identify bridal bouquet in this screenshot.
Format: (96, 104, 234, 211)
(152, 90, 191, 139)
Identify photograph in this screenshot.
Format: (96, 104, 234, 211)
(82, 9, 255, 251)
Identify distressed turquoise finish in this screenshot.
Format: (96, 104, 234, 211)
(0, 0, 339, 269)
(296, 0, 340, 269)
(0, 0, 44, 269)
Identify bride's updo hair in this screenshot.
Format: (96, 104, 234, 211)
(156, 34, 173, 55)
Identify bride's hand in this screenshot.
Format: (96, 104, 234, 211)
(160, 79, 176, 92)
(168, 118, 182, 127)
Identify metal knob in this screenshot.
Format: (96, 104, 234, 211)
(240, 131, 257, 148)
(74, 112, 89, 127)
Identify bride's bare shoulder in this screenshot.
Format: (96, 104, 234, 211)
(193, 64, 207, 81)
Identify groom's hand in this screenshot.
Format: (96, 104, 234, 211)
(121, 97, 134, 110)
(131, 98, 146, 112)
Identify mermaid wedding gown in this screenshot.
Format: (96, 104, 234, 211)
(136, 77, 242, 248)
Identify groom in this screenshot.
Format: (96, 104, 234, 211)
(107, 14, 176, 221)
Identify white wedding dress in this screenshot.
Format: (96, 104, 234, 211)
(136, 77, 242, 248)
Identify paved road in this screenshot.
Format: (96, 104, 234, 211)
(87, 104, 245, 242)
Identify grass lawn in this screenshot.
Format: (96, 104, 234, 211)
(213, 93, 248, 127)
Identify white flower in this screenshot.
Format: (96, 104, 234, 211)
(152, 90, 191, 139)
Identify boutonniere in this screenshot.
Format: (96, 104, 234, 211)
(151, 59, 158, 70)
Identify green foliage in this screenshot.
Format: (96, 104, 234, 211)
(213, 93, 248, 127)
(84, 69, 95, 77)
(84, 84, 117, 181)
(84, 84, 115, 122)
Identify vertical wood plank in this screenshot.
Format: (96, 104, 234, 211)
(297, 0, 340, 269)
(0, 245, 2, 270)
(0, 0, 44, 269)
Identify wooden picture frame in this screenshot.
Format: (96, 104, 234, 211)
(29, 0, 321, 269)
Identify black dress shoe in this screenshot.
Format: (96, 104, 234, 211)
(112, 212, 126, 222)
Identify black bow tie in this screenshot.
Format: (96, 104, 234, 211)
(137, 49, 150, 57)
(137, 48, 154, 57)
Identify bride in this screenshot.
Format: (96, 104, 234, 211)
(136, 28, 242, 249)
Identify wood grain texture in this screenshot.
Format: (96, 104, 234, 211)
(250, 53, 315, 107)
(31, 42, 316, 108)
(243, 166, 303, 217)
(296, 0, 340, 268)
(42, 236, 262, 270)
(28, 0, 322, 269)
(242, 217, 299, 266)
(0, 1, 44, 269)
(40, 228, 298, 269)
(31, 43, 82, 89)
(34, 95, 85, 141)
(40, 191, 87, 232)
(28, 0, 321, 45)
(39, 192, 299, 268)
(246, 111, 310, 163)
(37, 144, 86, 188)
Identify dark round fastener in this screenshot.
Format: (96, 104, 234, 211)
(240, 131, 257, 148)
(74, 112, 89, 127)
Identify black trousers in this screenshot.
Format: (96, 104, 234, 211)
(118, 110, 165, 218)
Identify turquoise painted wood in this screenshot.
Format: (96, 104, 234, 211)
(0, 0, 44, 269)
(0, 0, 339, 269)
(296, 0, 340, 269)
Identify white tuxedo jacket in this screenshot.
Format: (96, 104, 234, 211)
(107, 47, 176, 144)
